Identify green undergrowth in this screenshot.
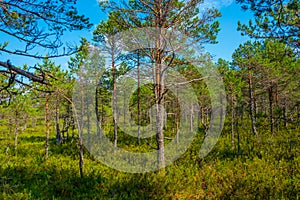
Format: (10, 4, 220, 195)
(0, 125, 299, 199)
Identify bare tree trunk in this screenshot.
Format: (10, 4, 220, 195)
(201, 107, 209, 136)
(123, 85, 126, 124)
(79, 134, 84, 178)
(86, 96, 91, 151)
(155, 80, 165, 169)
(275, 82, 280, 132)
(21, 113, 28, 132)
(71, 117, 75, 139)
(220, 92, 224, 131)
(190, 104, 194, 132)
(248, 70, 258, 136)
(112, 46, 118, 152)
(55, 100, 62, 144)
(176, 88, 179, 143)
(237, 118, 241, 158)
(78, 72, 85, 178)
(297, 106, 300, 128)
(175, 112, 179, 143)
(283, 98, 288, 128)
(95, 85, 101, 138)
(156, 103, 165, 169)
(45, 93, 50, 159)
(57, 89, 84, 177)
(137, 50, 141, 144)
(268, 85, 274, 134)
(231, 90, 235, 150)
(99, 81, 105, 131)
(66, 104, 72, 140)
(154, 29, 165, 169)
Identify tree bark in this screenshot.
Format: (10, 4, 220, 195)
(190, 104, 194, 132)
(112, 43, 118, 152)
(95, 85, 101, 138)
(137, 50, 141, 144)
(154, 27, 165, 170)
(87, 99, 91, 151)
(56, 89, 84, 177)
(55, 99, 62, 144)
(283, 98, 288, 128)
(45, 93, 50, 159)
(268, 85, 274, 134)
(248, 70, 258, 136)
(0, 61, 49, 85)
(219, 92, 224, 131)
(231, 88, 235, 150)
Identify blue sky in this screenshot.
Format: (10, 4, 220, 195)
(203, 1, 252, 61)
(75, 0, 252, 61)
(0, 0, 253, 68)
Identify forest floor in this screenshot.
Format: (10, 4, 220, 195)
(0, 124, 299, 199)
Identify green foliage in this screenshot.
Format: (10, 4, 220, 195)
(0, 123, 299, 199)
(236, 0, 300, 48)
(1, 0, 300, 199)
(0, 0, 92, 57)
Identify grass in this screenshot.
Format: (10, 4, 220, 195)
(0, 123, 299, 199)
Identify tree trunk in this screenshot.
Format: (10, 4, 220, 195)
(155, 79, 165, 168)
(275, 82, 280, 132)
(248, 70, 258, 136)
(237, 119, 241, 158)
(45, 93, 50, 159)
(66, 104, 71, 140)
(87, 100, 91, 151)
(176, 88, 180, 143)
(137, 50, 141, 144)
(123, 85, 126, 124)
(78, 71, 85, 178)
(95, 85, 101, 138)
(71, 117, 75, 139)
(190, 104, 194, 132)
(112, 45, 118, 152)
(283, 98, 288, 128)
(21, 113, 28, 132)
(55, 100, 62, 144)
(58, 90, 84, 177)
(154, 28, 165, 170)
(219, 92, 224, 131)
(100, 82, 105, 131)
(231, 89, 235, 150)
(79, 138, 84, 178)
(268, 85, 274, 134)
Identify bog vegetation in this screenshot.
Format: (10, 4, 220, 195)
(0, 0, 299, 199)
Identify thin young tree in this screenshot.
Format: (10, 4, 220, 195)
(232, 41, 260, 136)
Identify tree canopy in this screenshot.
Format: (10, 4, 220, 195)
(236, 0, 300, 48)
(0, 0, 92, 58)
(0, 0, 91, 92)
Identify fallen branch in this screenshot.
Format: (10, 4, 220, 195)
(0, 60, 49, 85)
